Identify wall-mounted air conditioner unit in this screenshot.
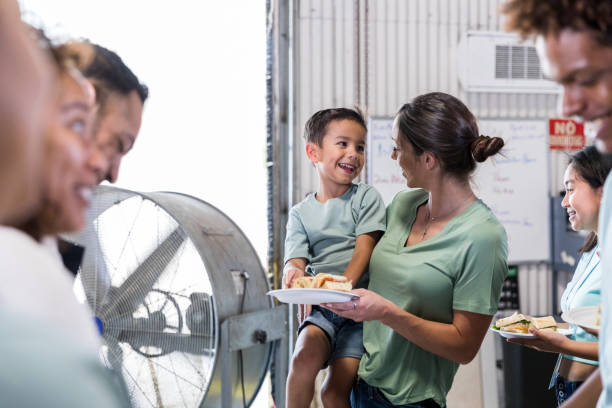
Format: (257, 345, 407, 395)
(458, 31, 561, 94)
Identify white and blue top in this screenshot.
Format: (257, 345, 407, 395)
(598, 174, 612, 408)
(560, 243, 601, 365)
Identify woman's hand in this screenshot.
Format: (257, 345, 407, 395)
(508, 327, 599, 360)
(321, 289, 396, 322)
(581, 326, 599, 338)
(507, 327, 569, 353)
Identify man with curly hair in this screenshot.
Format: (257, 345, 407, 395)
(503, 1, 612, 407)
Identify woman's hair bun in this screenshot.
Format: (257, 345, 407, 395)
(471, 135, 504, 162)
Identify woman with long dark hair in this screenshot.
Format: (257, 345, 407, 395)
(510, 146, 612, 405)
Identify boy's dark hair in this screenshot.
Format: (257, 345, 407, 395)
(303, 107, 367, 146)
(82, 43, 149, 107)
(502, 0, 612, 46)
(568, 146, 612, 253)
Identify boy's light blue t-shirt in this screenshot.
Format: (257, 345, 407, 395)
(284, 183, 386, 288)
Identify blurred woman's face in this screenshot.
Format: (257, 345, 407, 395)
(561, 164, 602, 233)
(38, 71, 97, 234)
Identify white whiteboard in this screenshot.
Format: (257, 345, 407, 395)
(367, 117, 550, 264)
(367, 118, 406, 204)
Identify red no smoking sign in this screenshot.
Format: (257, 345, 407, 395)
(549, 118, 585, 150)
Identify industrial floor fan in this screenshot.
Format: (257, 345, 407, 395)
(66, 186, 287, 408)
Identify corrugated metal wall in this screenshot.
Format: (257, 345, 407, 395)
(294, 0, 562, 199)
(292, 0, 566, 316)
(295, 0, 360, 200)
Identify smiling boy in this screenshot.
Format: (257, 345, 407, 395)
(282, 108, 386, 408)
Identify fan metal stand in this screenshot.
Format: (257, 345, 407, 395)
(219, 306, 289, 408)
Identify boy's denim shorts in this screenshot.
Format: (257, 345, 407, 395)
(298, 305, 364, 368)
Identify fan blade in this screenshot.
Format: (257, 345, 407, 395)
(100, 228, 186, 320)
(64, 188, 137, 313)
(80, 230, 112, 313)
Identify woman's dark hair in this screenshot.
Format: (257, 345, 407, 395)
(304, 107, 367, 146)
(80, 43, 148, 107)
(396, 92, 504, 179)
(568, 145, 612, 253)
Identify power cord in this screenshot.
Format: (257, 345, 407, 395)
(239, 271, 250, 408)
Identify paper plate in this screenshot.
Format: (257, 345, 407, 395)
(562, 305, 600, 331)
(267, 288, 358, 305)
(490, 327, 571, 339)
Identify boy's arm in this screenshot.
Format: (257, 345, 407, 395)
(344, 185, 386, 285)
(343, 231, 382, 286)
(283, 207, 310, 288)
(282, 258, 308, 288)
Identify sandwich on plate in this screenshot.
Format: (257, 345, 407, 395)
(291, 276, 316, 289)
(531, 315, 558, 332)
(493, 312, 558, 333)
(290, 273, 352, 292)
(494, 312, 532, 333)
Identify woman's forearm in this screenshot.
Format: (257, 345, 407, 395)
(381, 304, 491, 364)
(560, 339, 598, 361)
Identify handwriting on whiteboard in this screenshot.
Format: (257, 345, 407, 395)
(474, 120, 550, 263)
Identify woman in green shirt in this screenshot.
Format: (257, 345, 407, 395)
(324, 92, 509, 408)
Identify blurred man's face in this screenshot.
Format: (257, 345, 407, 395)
(90, 90, 143, 184)
(539, 29, 612, 153)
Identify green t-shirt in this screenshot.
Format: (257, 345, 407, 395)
(284, 183, 386, 288)
(358, 188, 508, 407)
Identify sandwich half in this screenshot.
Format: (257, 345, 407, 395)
(314, 273, 352, 292)
(495, 312, 532, 333)
(291, 276, 315, 289)
(531, 316, 557, 332)
(289, 273, 352, 292)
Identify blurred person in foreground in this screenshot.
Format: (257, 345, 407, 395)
(503, 1, 612, 407)
(9, 34, 102, 351)
(0, 11, 130, 406)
